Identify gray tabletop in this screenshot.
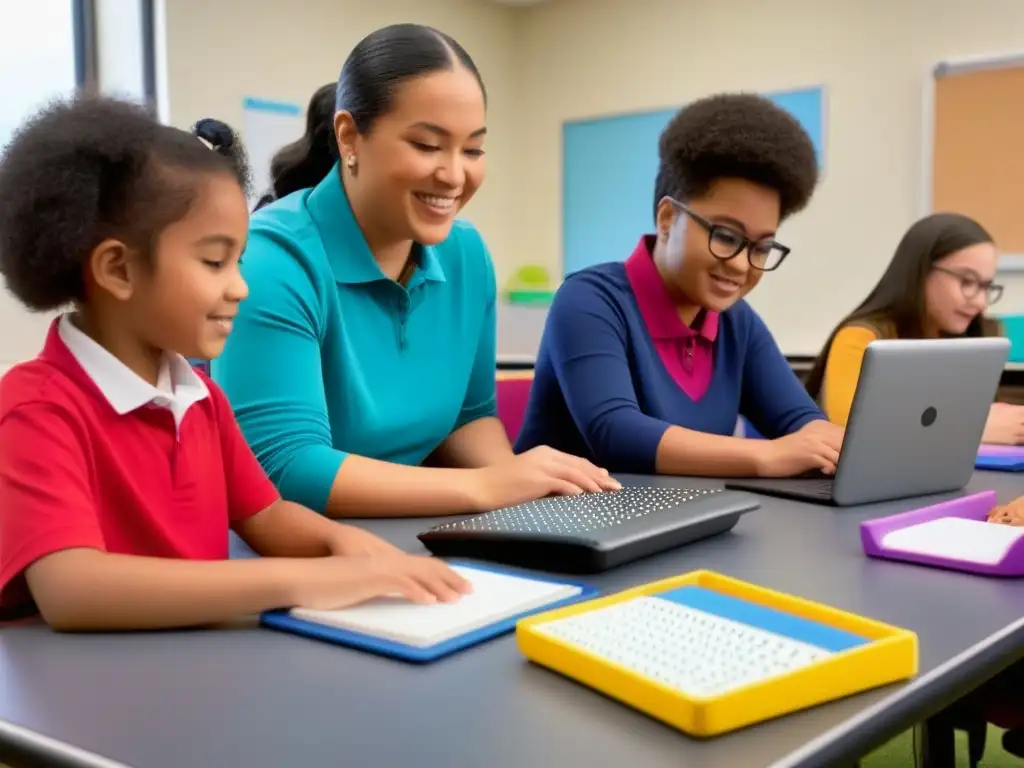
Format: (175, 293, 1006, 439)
(2, 473, 1024, 768)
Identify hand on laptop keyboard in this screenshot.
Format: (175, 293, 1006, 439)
(793, 468, 831, 480)
(753, 420, 844, 478)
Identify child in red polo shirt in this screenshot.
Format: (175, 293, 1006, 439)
(0, 97, 470, 631)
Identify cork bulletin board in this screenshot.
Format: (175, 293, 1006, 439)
(929, 56, 1024, 266)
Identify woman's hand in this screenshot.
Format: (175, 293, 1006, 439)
(982, 403, 1024, 446)
(754, 419, 844, 477)
(467, 446, 622, 511)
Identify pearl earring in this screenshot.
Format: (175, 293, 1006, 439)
(346, 155, 357, 169)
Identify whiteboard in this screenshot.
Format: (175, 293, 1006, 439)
(241, 96, 303, 207)
(921, 52, 1024, 272)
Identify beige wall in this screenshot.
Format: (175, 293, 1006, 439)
(3, 0, 1024, 371)
(168, 0, 1024, 354)
(163, 0, 519, 288)
(512, 0, 1024, 353)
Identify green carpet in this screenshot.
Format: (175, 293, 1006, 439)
(862, 725, 1018, 767)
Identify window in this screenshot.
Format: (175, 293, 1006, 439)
(0, 1, 82, 152)
(0, 1, 88, 373)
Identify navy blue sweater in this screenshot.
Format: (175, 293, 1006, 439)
(514, 262, 825, 473)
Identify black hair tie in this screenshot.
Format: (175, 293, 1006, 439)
(192, 118, 234, 152)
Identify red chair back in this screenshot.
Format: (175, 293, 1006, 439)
(496, 374, 533, 443)
(984, 704, 1024, 729)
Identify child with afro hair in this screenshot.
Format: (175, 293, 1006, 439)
(0, 95, 469, 631)
(516, 92, 843, 478)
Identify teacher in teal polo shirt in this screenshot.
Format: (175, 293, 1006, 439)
(213, 23, 617, 518)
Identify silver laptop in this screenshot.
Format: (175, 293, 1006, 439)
(726, 337, 1010, 506)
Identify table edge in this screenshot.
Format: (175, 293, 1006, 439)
(774, 615, 1024, 767)
(0, 718, 130, 768)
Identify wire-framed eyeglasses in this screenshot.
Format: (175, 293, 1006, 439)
(666, 197, 790, 272)
(932, 265, 1004, 305)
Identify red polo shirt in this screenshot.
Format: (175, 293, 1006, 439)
(0, 317, 279, 614)
(625, 236, 719, 401)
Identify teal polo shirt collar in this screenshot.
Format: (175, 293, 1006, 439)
(306, 163, 446, 286)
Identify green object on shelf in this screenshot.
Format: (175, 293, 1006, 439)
(504, 264, 555, 306)
(505, 289, 555, 306)
(514, 265, 550, 284)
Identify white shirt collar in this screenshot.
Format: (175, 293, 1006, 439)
(59, 313, 209, 427)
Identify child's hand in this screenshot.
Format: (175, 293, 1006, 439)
(982, 403, 1024, 446)
(328, 524, 405, 557)
(287, 554, 473, 610)
(987, 497, 1024, 526)
(754, 420, 844, 477)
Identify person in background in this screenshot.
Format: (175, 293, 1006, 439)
(515, 93, 843, 478)
(252, 82, 336, 210)
(0, 97, 471, 632)
(804, 212, 1024, 444)
(213, 24, 619, 519)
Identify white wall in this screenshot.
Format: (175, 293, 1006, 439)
(511, 0, 1024, 354)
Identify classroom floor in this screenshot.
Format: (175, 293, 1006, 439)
(863, 725, 1018, 767)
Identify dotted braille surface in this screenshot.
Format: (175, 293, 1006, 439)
(430, 487, 724, 535)
(533, 597, 831, 698)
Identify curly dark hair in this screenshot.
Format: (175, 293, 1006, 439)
(653, 92, 818, 222)
(0, 96, 251, 312)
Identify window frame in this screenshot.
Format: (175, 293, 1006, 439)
(71, 0, 159, 109)
(139, 0, 157, 107)
(72, 0, 98, 91)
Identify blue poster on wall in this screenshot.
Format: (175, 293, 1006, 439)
(561, 86, 825, 277)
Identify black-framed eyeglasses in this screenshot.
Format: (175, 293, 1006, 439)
(666, 197, 790, 272)
(932, 265, 1004, 305)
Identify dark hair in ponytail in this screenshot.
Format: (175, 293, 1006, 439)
(261, 23, 485, 206)
(255, 84, 337, 210)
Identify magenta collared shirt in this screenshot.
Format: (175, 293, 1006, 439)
(624, 235, 718, 401)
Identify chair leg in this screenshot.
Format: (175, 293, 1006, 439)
(918, 716, 957, 768)
(965, 716, 987, 767)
